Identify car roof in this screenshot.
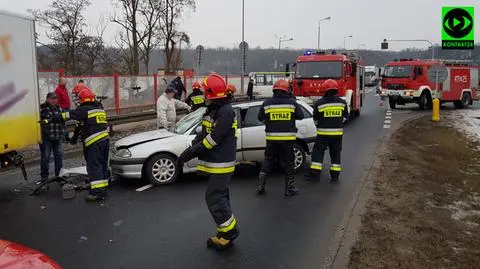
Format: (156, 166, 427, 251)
(232, 98, 310, 109)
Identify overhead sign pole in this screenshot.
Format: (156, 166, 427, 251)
(381, 38, 435, 59)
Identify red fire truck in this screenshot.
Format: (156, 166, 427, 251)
(287, 50, 365, 118)
(382, 59, 480, 109)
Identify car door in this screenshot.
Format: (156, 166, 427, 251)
(241, 105, 266, 161)
(297, 103, 316, 140)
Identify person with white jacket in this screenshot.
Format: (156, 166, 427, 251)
(157, 86, 191, 130)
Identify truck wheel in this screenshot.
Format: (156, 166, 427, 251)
(144, 153, 179, 185)
(388, 97, 396, 109)
(454, 93, 472, 109)
(293, 143, 306, 171)
(418, 92, 431, 110)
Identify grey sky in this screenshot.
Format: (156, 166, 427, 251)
(1, 0, 479, 50)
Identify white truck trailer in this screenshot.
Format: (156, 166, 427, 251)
(0, 10, 41, 178)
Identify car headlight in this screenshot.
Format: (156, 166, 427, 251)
(115, 148, 132, 158)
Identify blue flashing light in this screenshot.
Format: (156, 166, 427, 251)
(304, 50, 313, 56)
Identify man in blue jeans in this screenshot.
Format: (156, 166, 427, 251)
(39, 92, 64, 181)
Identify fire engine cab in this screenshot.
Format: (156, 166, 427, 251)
(287, 50, 365, 118)
(382, 59, 480, 109)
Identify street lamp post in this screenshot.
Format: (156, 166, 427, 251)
(343, 35, 353, 50)
(240, 0, 245, 94)
(317, 16, 331, 50)
(278, 37, 293, 50)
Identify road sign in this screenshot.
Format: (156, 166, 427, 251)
(427, 66, 448, 84)
(195, 45, 204, 65)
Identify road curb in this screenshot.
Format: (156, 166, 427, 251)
(324, 115, 424, 269)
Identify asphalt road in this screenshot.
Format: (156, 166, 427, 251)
(0, 89, 394, 269)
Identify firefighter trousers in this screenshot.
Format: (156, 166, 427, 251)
(84, 139, 110, 195)
(260, 141, 295, 181)
(309, 135, 343, 179)
(205, 174, 238, 240)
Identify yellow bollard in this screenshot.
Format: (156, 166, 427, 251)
(432, 98, 440, 122)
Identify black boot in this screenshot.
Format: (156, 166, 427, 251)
(284, 178, 299, 197)
(304, 171, 321, 182)
(85, 189, 107, 202)
(330, 171, 340, 183)
(256, 172, 267, 195)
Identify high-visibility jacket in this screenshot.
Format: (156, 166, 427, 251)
(313, 94, 349, 136)
(186, 89, 205, 111)
(191, 99, 237, 175)
(62, 101, 109, 147)
(258, 91, 304, 141)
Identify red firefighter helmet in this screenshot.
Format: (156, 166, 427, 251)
(192, 81, 202, 90)
(272, 79, 290, 93)
(322, 79, 339, 94)
(227, 84, 237, 95)
(78, 88, 96, 103)
(202, 74, 228, 100)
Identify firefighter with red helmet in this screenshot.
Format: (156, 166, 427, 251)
(185, 81, 205, 112)
(304, 79, 348, 182)
(256, 79, 304, 196)
(227, 84, 237, 95)
(62, 88, 110, 202)
(177, 74, 239, 250)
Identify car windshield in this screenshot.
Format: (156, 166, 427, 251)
(383, 65, 412, 78)
(295, 61, 343, 79)
(173, 107, 206, 134)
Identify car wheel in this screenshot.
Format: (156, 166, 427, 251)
(293, 143, 306, 171)
(144, 153, 179, 185)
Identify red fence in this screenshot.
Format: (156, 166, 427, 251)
(37, 70, 195, 115)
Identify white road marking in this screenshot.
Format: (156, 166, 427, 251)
(385, 115, 392, 119)
(383, 124, 391, 129)
(384, 120, 391, 124)
(136, 184, 153, 192)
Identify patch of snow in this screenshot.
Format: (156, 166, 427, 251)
(447, 200, 480, 221)
(449, 109, 480, 143)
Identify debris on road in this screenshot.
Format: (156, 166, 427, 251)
(349, 115, 480, 269)
(40, 206, 47, 210)
(113, 220, 123, 227)
(79, 236, 88, 242)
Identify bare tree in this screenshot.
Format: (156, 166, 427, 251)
(78, 17, 109, 74)
(138, 0, 164, 74)
(160, 0, 195, 72)
(112, 0, 164, 75)
(172, 32, 190, 69)
(31, 0, 91, 75)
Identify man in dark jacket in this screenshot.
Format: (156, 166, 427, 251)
(185, 81, 205, 112)
(177, 74, 239, 251)
(247, 78, 254, 100)
(39, 92, 64, 181)
(169, 76, 186, 100)
(257, 79, 304, 196)
(304, 79, 349, 182)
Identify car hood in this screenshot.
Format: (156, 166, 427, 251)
(0, 240, 62, 269)
(115, 129, 177, 148)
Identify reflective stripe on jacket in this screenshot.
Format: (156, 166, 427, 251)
(313, 96, 348, 137)
(62, 101, 109, 147)
(191, 101, 237, 175)
(258, 91, 304, 141)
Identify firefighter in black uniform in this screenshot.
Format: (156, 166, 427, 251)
(257, 79, 304, 196)
(185, 81, 205, 112)
(62, 88, 110, 202)
(304, 79, 348, 182)
(177, 74, 239, 250)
